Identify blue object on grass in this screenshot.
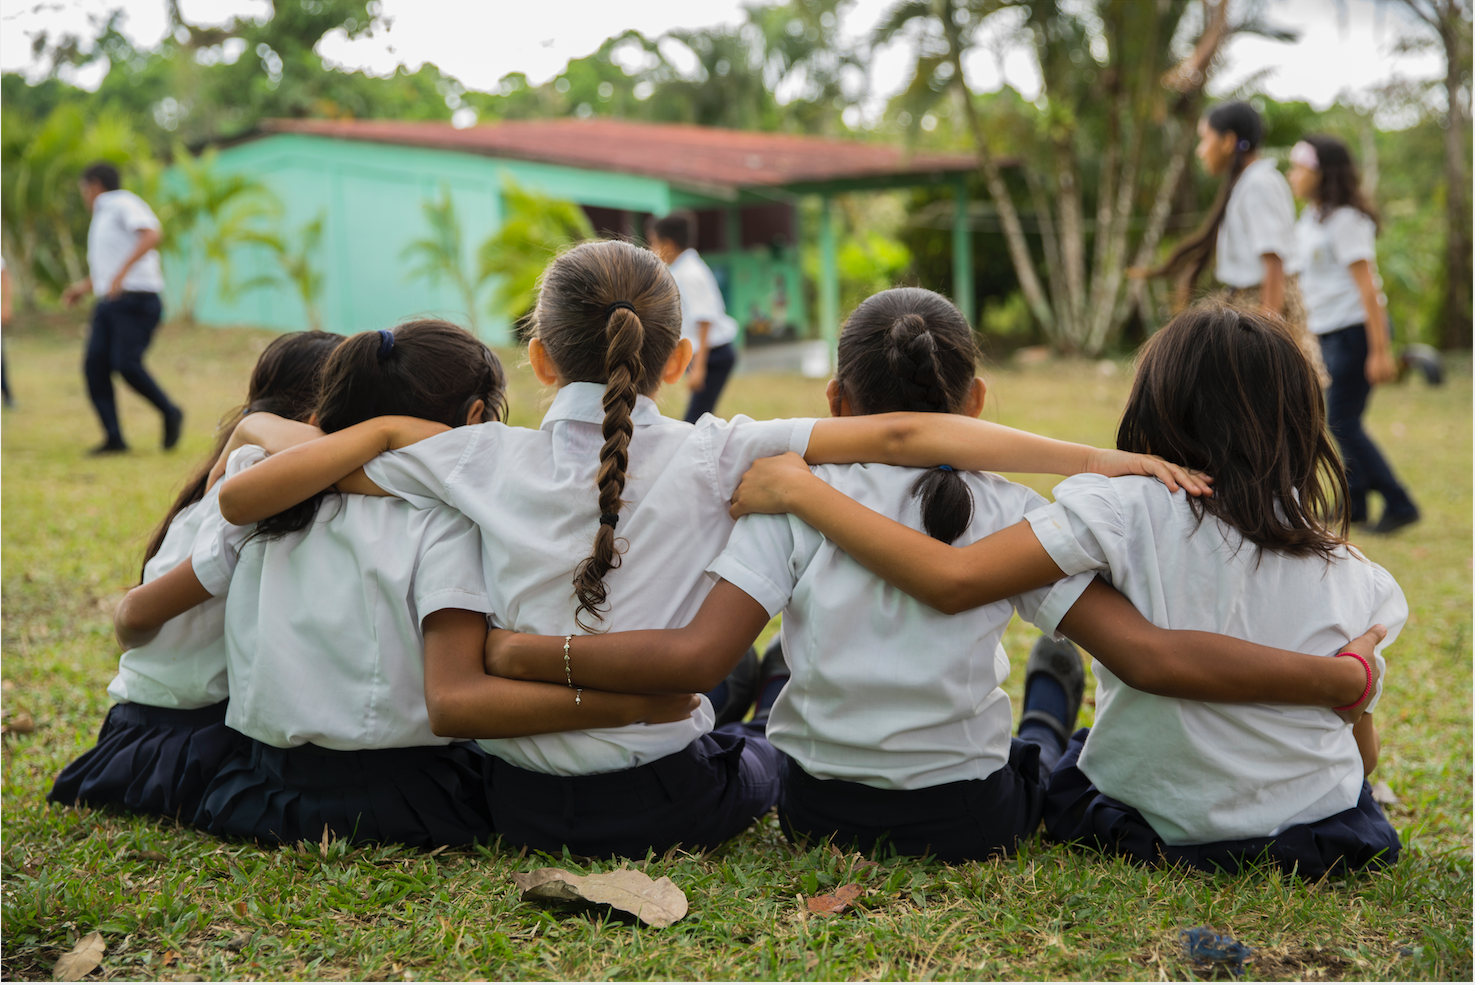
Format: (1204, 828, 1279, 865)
(1181, 926, 1253, 975)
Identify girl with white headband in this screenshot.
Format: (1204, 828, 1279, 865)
(1287, 135, 1418, 534)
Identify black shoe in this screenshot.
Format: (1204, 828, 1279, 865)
(753, 636, 791, 722)
(1018, 635, 1086, 748)
(163, 407, 184, 450)
(1371, 508, 1420, 535)
(709, 647, 760, 728)
(88, 440, 128, 456)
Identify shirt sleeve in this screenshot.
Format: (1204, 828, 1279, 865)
(707, 511, 816, 617)
(190, 444, 268, 596)
(1359, 564, 1408, 715)
(705, 415, 817, 498)
(119, 193, 162, 232)
(413, 506, 492, 620)
(363, 425, 484, 512)
(1328, 209, 1377, 268)
(1242, 169, 1296, 260)
(1024, 474, 1124, 631)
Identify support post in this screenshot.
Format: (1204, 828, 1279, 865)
(952, 173, 975, 328)
(818, 195, 839, 368)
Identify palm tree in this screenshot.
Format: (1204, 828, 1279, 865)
(402, 185, 482, 335)
(477, 176, 594, 337)
(239, 211, 328, 331)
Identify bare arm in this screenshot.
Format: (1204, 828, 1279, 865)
(205, 414, 323, 491)
(421, 609, 700, 739)
(803, 416, 1212, 496)
(1260, 252, 1285, 315)
(1353, 714, 1379, 775)
(1350, 259, 1396, 385)
(485, 581, 773, 693)
(688, 321, 712, 391)
(114, 558, 214, 649)
(217, 416, 448, 524)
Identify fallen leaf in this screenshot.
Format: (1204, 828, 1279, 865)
(127, 850, 167, 862)
(320, 824, 330, 858)
(53, 931, 105, 981)
(162, 950, 179, 966)
(1371, 780, 1399, 807)
(806, 883, 863, 917)
(512, 867, 688, 927)
(3, 710, 35, 736)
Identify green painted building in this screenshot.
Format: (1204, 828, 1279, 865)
(191, 118, 977, 350)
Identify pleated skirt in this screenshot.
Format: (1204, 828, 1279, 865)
(194, 738, 493, 849)
(47, 700, 247, 822)
(1043, 728, 1401, 879)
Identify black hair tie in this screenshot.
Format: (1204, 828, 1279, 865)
(599, 512, 620, 529)
(605, 301, 636, 317)
(377, 329, 395, 358)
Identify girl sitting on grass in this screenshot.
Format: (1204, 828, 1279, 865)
(49, 330, 340, 821)
(213, 241, 1210, 860)
(722, 300, 1403, 877)
(480, 289, 1386, 863)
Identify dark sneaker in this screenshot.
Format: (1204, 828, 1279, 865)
(1019, 635, 1086, 748)
(163, 407, 184, 450)
(88, 440, 129, 456)
(710, 647, 760, 727)
(1371, 508, 1420, 535)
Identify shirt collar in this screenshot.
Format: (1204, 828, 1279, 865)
(540, 381, 666, 430)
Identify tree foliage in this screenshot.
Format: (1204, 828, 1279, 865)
(478, 178, 595, 332)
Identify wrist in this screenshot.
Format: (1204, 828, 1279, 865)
(1331, 652, 1372, 709)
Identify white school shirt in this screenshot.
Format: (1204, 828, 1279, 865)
(106, 445, 265, 709)
(1027, 474, 1406, 845)
(198, 446, 492, 750)
(710, 464, 1094, 791)
(363, 382, 816, 775)
(1294, 206, 1379, 334)
(1216, 158, 1296, 289)
(87, 189, 165, 295)
(669, 249, 739, 349)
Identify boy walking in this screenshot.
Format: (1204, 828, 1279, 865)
(648, 214, 739, 422)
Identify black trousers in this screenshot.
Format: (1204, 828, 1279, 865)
(684, 342, 737, 423)
(85, 292, 175, 446)
(1319, 323, 1415, 520)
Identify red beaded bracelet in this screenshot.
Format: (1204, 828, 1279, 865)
(1331, 651, 1374, 712)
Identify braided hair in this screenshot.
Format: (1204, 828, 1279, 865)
(531, 241, 683, 631)
(835, 288, 980, 544)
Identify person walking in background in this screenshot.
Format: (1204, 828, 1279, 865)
(1288, 135, 1419, 534)
(2, 256, 14, 408)
(647, 213, 739, 422)
(62, 162, 182, 455)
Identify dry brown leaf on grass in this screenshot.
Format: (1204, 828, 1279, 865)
(2, 709, 35, 736)
(806, 883, 863, 917)
(53, 931, 105, 981)
(512, 867, 688, 927)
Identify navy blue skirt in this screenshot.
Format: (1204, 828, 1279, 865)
(48, 700, 247, 822)
(1044, 728, 1401, 878)
(194, 738, 493, 849)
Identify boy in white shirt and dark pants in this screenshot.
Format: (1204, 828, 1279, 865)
(648, 214, 740, 423)
(62, 162, 182, 455)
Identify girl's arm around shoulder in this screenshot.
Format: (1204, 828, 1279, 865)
(484, 581, 773, 694)
(217, 416, 449, 525)
(422, 609, 702, 738)
(113, 558, 214, 650)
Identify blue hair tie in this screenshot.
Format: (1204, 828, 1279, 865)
(937, 464, 954, 472)
(377, 329, 395, 358)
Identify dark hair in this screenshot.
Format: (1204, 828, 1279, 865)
(532, 240, 682, 631)
(82, 162, 121, 192)
(650, 213, 692, 251)
(1117, 300, 1349, 560)
(1302, 134, 1380, 230)
(139, 331, 341, 581)
(1151, 101, 1265, 286)
(836, 287, 980, 545)
(254, 319, 508, 540)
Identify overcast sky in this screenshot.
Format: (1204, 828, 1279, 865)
(0, 0, 1445, 126)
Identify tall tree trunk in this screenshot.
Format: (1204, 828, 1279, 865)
(1440, 3, 1472, 348)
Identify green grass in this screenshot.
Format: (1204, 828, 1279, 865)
(3, 317, 1470, 981)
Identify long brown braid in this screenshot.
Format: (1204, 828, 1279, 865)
(531, 241, 682, 631)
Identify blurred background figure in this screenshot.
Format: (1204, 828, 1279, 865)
(1289, 135, 1419, 534)
(648, 213, 739, 423)
(2, 255, 13, 408)
(61, 162, 182, 455)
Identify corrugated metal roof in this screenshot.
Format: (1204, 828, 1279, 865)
(257, 118, 977, 192)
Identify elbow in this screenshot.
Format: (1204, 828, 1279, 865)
(112, 592, 153, 648)
(424, 692, 460, 738)
(931, 572, 979, 616)
(217, 480, 255, 526)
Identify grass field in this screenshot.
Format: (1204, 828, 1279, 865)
(2, 316, 1470, 981)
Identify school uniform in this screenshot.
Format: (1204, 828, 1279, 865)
(48, 446, 263, 819)
(1027, 474, 1406, 877)
(669, 248, 740, 423)
(83, 189, 179, 448)
(709, 464, 1093, 863)
(362, 382, 815, 857)
(1295, 206, 1416, 523)
(193, 450, 495, 848)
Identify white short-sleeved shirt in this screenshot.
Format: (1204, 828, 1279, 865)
(208, 448, 492, 751)
(710, 464, 1094, 791)
(363, 381, 815, 775)
(107, 445, 265, 709)
(1027, 474, 1406, 845)
(87, 190, 165, 295)
(1294, 206, 1379, 334)
(669, 249, 739, 349)
(1216, 158, 1296, 289)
